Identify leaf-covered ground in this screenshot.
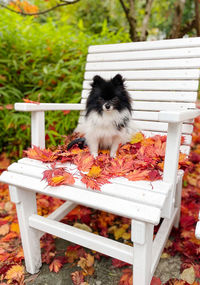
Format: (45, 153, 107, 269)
(0, 118, 200, 285)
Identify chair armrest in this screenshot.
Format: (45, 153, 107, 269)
(14, 103, 85, 112)
(158, 109, 200, 123)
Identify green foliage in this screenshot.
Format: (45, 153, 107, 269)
(0, 9, 130, 159)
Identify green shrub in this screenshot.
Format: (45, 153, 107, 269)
(0, 10, 130, 159)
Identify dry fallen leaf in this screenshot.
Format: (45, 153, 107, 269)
(180, 266, 195, 284)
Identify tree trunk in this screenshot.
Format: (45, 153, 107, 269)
(119, 0, 139, 41)
(169, 0, 186, 39)
(141, 0, 154, 41)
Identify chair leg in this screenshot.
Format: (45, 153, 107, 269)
(132, 220, 154, 285)
(10, 186, 42, 274)
(174, 174, 183, 228)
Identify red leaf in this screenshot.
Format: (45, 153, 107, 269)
(49, 256, 67, 273)
(112, 258, 130, 268)
(150, 276, 162, 285)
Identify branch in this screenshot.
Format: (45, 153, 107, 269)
(119, 0, 129, 18)
(195, 0, 200, 36)
(168, 0, 186, 38)
(0, 0, 80, 16)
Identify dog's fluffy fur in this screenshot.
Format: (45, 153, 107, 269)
(75, 74, 137, 157)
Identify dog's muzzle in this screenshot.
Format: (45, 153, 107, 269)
(103, 103, 113, 111)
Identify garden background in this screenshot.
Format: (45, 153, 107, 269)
(0, 0, 200, 284)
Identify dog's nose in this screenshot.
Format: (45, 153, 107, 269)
(105, 103, 110, 110)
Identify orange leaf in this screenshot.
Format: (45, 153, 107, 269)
(23, 98, 40, 104)
(71, 271, 85, 285)
(10, 222, 20, 233)
(49, 257, 66, 273)
(87, 165, 101, 178)
(126, 169, 150, 181)
(150, 276, 162, 285)
(5, 265, 24, 282)
(119, 268, 133, 285)
(74, 152, 94, 172)
(130, 132, 144, 144)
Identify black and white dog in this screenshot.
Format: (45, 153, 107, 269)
(73, 74, 137, 157)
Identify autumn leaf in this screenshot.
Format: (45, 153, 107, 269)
(112, 258, 130, 268)
(119, 268, 133, 285)
(130, 132, 144, 144)
(74, 152, 94, 172)
(25, 145, 55, 162)
(150, 276, 162, 285)
(5, 264, 24, 282)
(87, 165, 101, 178)
(77, 253, 94, 275)
(0, 224, 9, 236)
(23, 98, 40, 104)
(49, 256, 67, 273)
(71, 270, 85, 285)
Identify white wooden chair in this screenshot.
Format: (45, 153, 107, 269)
(195, 212, 200, 239)
(1, 37, 200, 285)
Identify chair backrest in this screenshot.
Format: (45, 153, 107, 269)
(79, 37, 200, 154)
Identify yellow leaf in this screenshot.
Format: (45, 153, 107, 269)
(10, 222, 20, 233)
(88, 165, 101, 178)
(5, 265, 24, 281)
(122, 232, 131, 240)
(130, 132, 144, 144)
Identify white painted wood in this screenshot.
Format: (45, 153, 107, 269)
(81, 98, 196, 111)
(131, 220, 147, 245)
(158, 109, 200, 122)
(163, 123, 182, 218)
(174, 173, 183, 228)
(15, 103, 85, 112)
(31, 111, 45, 148)
(0, 171, 161, 224)
(12, 187, 42, 274)
(88, 37, 200, 53)
(38, 201, 78, 239)
(47, 201, 77, 222)
(29, 214, 134, 264)
(87, 47, 200, 62)
(195, 222, 200, 239)
(8, 162, 167, 208)
(86, 58, 200, 71)
(83, 80, 199, 91)
(132, 221, 154, 285)
(151, 208, 178, 277)
(81, 90, 197, 102)
(84, 69, 200, 80)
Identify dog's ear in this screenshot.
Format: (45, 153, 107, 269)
(111, 74, 124, 86)
(91, 75, 104, 87)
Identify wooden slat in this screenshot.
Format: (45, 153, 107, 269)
(0, 171, 161, 224)
(88, 37, 200, 53)
(85, 58, 200, 71)
(85, 69, 200, 80)
(81, 98, 196, 110)
(81, 90, 197, 102)
(87, 47, 200, 62)
(29, 214, 134, 264)
(79, 110, 194, 123)
(17, 158, 172, 194)
(8, 162, 167, 208)
(15, 103, 85, 112)
(83, 80, 199, 91)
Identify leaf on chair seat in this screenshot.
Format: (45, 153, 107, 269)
(25, 145, 55, 162)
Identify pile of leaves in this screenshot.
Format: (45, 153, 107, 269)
(24, 132, 190, 191)
(0, 119, 200, 284)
